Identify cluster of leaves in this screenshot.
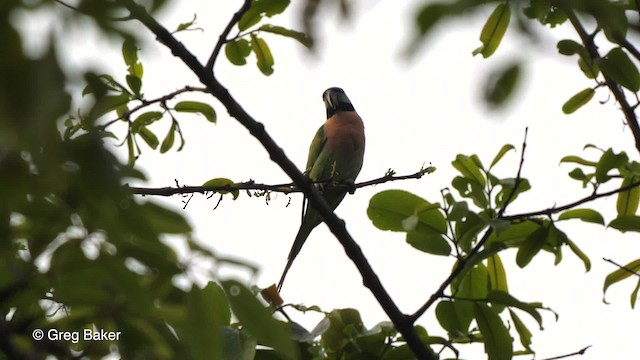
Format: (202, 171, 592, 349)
(367, 146, 587, 359)
(224, 0, 312, 75)
(561, 147, 640, 305)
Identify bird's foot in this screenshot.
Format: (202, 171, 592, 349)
(342, 179, 356, 194)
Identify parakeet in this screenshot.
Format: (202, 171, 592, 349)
(278, 87, 365, 291)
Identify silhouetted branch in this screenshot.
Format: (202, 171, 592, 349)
(128, 168, 434, 197)
(118, 1, 434, 358)
(564, 8, 640, 155)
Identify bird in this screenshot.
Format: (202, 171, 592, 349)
(277, 87, 365, 291)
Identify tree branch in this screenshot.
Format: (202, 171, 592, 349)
(564, 8, 640, 155)
(118, 1, 434, 358)
(410, 128, 529, 322)
(205, 0, 252, 70)
(603, 257, 640, 278)
(540, 345, 591, 360)
(127, 169, 433, 197)
(98, 85, 209, 130)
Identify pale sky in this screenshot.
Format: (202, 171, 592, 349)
(19, 0, 640, 358)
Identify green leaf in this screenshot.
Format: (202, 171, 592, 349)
(509, 310, 532, 352)
(452, 154, 486, 187)
(406, 231, 451, 256)
(132, 111, 163, 132)
(557, 208, 604, 225)
(321, 309, 365, 353)
(608, 215, 640, 233)
(495, 178, 531, 208)
(183, 282, 229, 360)
(138, 126, 159, 149)
(203, 177, 240, 200)
(91, 93, 130, 120)
(448, 201, 469, 221)
(175, 14, 198, 32)
(566, 238, 591, 272)
(483, 62, 520, 107)
(474, 303, 513, 360)
(486, 290, 545, 329)
(175, 101, 217, 123)
(598, 47, 640, 92)
(577, 57, 599, 79)
(250, 34, 274, 76)
(516, 224, 547, 268)
(367, 190, 446, 234)
(436, 301, 467, 336)
(557, 39, 582, 56)
(259, 24, 311, 48)
(160, 121, 176, 154)
(559, 155, 597, 167)
(238, 0, 290, 31)
(222, 280, 296, 360)
(487, 254, 508, 293)
(617, 177, 640, 216)
(562, 88, 594, 114)
(225, 38, 252, 66)
(489, 144, 515, 169)
(595, 149, 628, 183)
(631, 278, 640, 309)
(122, 38, 138, 66)
(126, 74, 142, 96)
(473, 3, 511, 58)
(140, 201, 191, 234)
(603, 258, 640, 301)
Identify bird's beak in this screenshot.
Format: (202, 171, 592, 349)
(323, 88, 349, 111)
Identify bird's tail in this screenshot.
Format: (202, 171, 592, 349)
(277, 219, 316, 291)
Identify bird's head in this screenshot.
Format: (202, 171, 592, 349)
(323, 87, 355, 118)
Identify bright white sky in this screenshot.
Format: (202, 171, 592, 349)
(19, 0, 640, 358)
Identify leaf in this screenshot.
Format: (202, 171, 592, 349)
(487, 254, 508, 293)
(182, 282, 229, 360)
(259, 24, 311, 48)
(238, 0, 290, 31)
(175, 101, 217, 123)
(320, 309, 365, 353)
(474, 303, 513, 360)
(486, 290, 546, 329)
(608, 215, 640, 233)
(222, 280, 296, 360)
(225, 38, 252, 66)
(565, 238, 591, 272)
(406, 231, 451, 256)
(595, 149, 628, 183)
(483, 62, 520, 106)
(126, 74, 142, 96)
(140, 201, 191, 234)
(138, 126, 159, 149)
(556, 39, 582, 56)
(436, 301, 467, 336)
(175, 14, 198, 32)
(577, 57, 599, 79)
(598, 47, 640, 92)
(90, 93, 130, 120)
(367, 190, 446, 234)
(489, 144, 515, 169)
(603, 258, 640, 301)
(160, 121, 176, 154)
(122, 37, 138, 66)
(203, 177, 240, 200)
(631, 278, 640, 309)
(516, 224, 547, 268)
(557, 208, 604, 225)
(452, 154, 486, 187)
(250, 34, 274, 76)
(559, 155, 597, 167)
(509, 310, 532, 352)
(562, 88, 594, 114)
(132, 111, 163, 132)
(473, 3, 511, 58)
(617, 177, 640, 216)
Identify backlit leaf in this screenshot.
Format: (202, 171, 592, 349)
(473, 3, 511, 58)
(562, 88, 594, 114)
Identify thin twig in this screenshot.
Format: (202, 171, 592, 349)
(128, 169, 433, 197)
(205, 0, 252, 70)
(603, 258, 640, 278)
(410, 128, 529, 322)
(118, 1, 434, 358)
(539, 345, 591, 360)
(98, 85, 209, 129)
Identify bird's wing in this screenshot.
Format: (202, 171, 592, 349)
(305, 124, 326, 176)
